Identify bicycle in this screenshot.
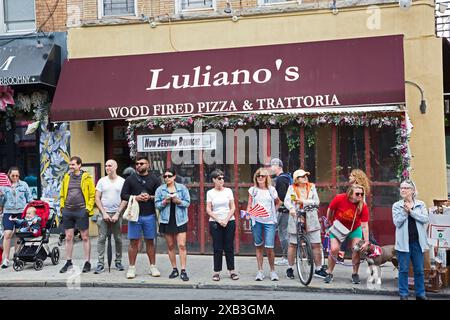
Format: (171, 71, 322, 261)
(295, 204, 318, 286)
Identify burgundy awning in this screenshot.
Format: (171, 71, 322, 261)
(50, 35, 405, 122)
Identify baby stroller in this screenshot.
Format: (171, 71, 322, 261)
(12, 200, 60, 271)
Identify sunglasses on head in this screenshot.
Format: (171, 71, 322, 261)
(355, 192, 364, 196)
(163, 174, 174, 178)
(135, 162, 146, 166)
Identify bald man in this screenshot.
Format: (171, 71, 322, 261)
(94, 159, 126, 273)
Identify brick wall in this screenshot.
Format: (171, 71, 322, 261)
(36, 0, 68, 32)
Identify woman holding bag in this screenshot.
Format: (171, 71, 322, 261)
(324, 184, 370, 284)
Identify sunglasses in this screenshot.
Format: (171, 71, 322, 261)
(215, 176, 224, 180)
(355, 192, 364, 196)
(135, 162, 147, 166)
(10, 175, 19, 177)
(256, 175, 267, 178)
(163, 174, 174, 178)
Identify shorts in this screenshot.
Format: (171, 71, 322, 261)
(329, 226, 363, 241)
(289, 229, 321, 244)
(62, 208, 90, 231)
(2, 213, 21, 231)
(251, 221, 276, 249)
(128, 214, 156, 240)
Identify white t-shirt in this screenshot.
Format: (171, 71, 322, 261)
(96, 175, 125, 212)
(248, 186, 278, 224)
(206, 187, 235, 221)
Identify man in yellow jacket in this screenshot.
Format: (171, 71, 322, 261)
(59, 156, 95, 273)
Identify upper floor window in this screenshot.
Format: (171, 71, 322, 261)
(0, 0, 36, 34)
(178, 0, 214, 12)
(100, 0, 136, 17)
(259, 0, 300, 5)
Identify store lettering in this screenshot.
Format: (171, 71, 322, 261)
(0, 75, 31, 85)
(0, 56, 16, 71)
(256, 95, 340, 109)
(146, 59, 300, 91)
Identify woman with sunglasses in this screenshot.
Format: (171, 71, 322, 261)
(0, 167, 32, 268)
(155, 168, 191, 281)
(324, 184, 370, 284)
(392, 180, 429, 300)
(206, 169, 238, 281)
(247, 168, 281, 281)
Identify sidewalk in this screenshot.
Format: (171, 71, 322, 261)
(0, 234, 449, 299)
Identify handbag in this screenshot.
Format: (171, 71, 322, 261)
(329, 209, 358, 243)
(122, 195, 140, 222)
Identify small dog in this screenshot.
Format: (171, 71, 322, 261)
(353, 240, 398, 286)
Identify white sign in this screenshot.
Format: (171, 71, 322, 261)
(137, 133, 216, 152)
(428, 214, 450, 248)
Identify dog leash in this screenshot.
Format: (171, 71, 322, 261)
(321, 216, 366, 268)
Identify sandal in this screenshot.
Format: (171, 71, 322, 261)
(212, 274, 220, 281)
(230, 273, 239, 280)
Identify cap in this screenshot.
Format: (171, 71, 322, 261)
(270, 158, 283, 167)
(293, 169, 310, 180)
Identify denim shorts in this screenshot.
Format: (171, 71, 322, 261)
(128, 214, 156, 240)
(251, 221, 277, 249)
(2, 213, 21, 231)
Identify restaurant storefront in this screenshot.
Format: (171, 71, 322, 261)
(50, 30, 433, 253)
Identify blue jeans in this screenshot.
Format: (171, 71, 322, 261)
(397, 241, 426, 298)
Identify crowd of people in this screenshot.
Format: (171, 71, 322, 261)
(0, 156, 429, 300)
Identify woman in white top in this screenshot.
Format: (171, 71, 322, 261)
(247, 168, 281, 281)
(206, 169, 238, 281)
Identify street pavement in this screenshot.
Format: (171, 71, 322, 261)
(0, 234, 449, 299)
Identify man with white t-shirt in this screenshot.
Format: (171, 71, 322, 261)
(94, 159, 125, 273)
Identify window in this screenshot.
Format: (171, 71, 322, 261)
(100, 0, 136, 18)
(259, 0, 300, 5)
(178, 0, 214, 12)
(0, 0, 36, 34)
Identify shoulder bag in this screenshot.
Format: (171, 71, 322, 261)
(329, 208, 358, 243)
(123, 195, 140, 222)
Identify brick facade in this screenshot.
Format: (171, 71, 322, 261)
(35, 0, 68, 32)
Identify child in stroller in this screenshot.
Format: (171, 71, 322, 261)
(12, 200, 60, 271)
(9, 207, 42, 237)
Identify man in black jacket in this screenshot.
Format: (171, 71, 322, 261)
(270, 158, 292, 267)
(119, 156, 161, 279)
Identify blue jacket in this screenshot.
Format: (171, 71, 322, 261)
(155, 182, 190, 227)
(392, 199, 429, 253)
(0, 181, 33, 214)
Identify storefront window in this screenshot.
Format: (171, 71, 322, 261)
(337, 126, 366, 183)
(370, 127, 398, 182)
(280, 128, 300, 174)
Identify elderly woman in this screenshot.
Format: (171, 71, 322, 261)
(206, 169, 238, 281)
(392, 180, 429, 300)
(155, 168, 191, 281)
(283, 169, 326, 280)
(0, 167, 32, 268)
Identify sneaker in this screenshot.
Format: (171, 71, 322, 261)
(1, 259, 9, 269)
(324, 273, 334, 283)
(82, 261, 91, 273)
(274, 257, 288, 266)
(416, 296, 428, 300)
(255, 270, 265, 281)
(126, 266, 136, 279)
(169, 268, 179, 279)
(286, 268, 295, 279)
(314, 267, 328, 279)
(94, 264, 105, 274)
(351, 273, 361, 284)
(270, 271, 279, 281)
(400, 296, 409, 300)
(115, 262, 125, 271)
(180, 269, 189, 281)
(149, 264, 161, 277)
(59, 261, 73, 273)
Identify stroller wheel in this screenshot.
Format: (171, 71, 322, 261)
(34, 259, 44, 271)
(13, 259, 25, 272)
(51, 247, 60, 265)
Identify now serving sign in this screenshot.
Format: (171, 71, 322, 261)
(137, 133, 216, 152)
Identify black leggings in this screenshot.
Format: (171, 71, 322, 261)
(209, 220, 235, 272)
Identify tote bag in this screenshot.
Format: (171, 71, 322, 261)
(123, 195, 140, 222)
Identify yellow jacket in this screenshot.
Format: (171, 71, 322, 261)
(60, 171, 96, 217)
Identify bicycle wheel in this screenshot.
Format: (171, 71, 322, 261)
(296, 234, 314, 286)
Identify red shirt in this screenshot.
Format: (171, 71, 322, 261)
(328, 193, 369, 231)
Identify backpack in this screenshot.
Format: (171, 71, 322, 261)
(278, 172, 293, 185)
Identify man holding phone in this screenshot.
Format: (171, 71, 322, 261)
(119, 156, 161, 279)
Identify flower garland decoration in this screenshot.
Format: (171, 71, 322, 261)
(127, 112, 410, 180)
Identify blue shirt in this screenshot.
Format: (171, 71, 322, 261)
(0, 180, 33, 214)
(392, 199, 429, 253)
